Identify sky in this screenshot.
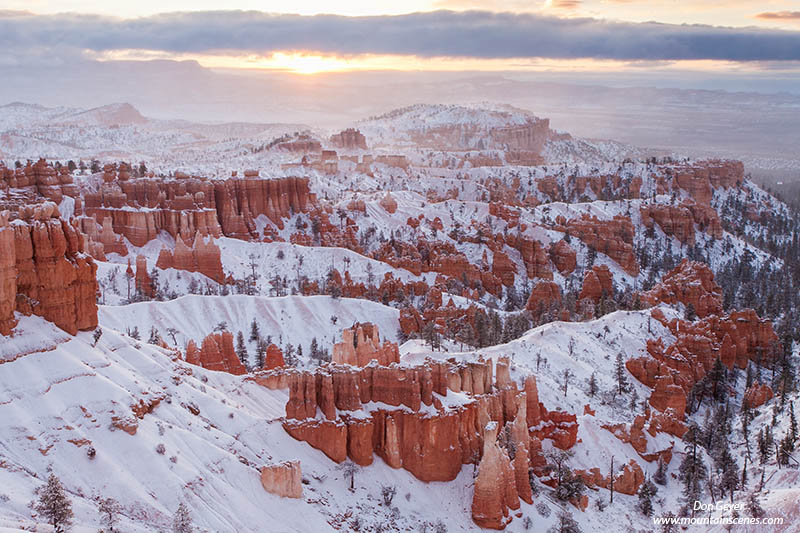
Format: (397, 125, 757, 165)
(1, 1, 799, 75)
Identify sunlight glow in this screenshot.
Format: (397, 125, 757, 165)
(92, 49, 789, 76)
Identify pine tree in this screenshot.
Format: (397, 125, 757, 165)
(255, 340, 267, 369)
(36, 473, 73, 532)
(637, 478, 658, 516)
(679, 423, 707, 515)
(249, 319, 261, 342)
(707, 358, 728, 404)
(746, 490, 765, 518)
(716, 443, 739, 502)
(614, 353, 630, 396)
(654, 456, 668, 486)
(790, 402, 798, 443)
(97, 497, 121, 531)
(236, 331, 249, 369)
(587, 372, 598, 397)
(148, 326, 161, 345)
(778, 432, 794, 466)
(547, 510, 582, 533)
(172, 502, 193, 533)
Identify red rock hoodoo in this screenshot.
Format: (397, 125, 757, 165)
(0, 205, 98, 335)
(260, 461, 303, 499)
(331, 323, 400, 367)
(185, 331, 247, 375)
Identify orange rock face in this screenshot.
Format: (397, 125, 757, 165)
(549, 240, 576, 275)
(264, 344, 285, 370)
(85, 173, 311, 245)
(0, 212, 17, 334)
(135, 255, 154, 298)
(260, 461, 303, 499)
(332, 323, 400, 367)
(640, 204, 697, 245)
(641, 259, 722, 318)
(566, 215, 638, 276)
(491, 250, 516, 287)
(278, 357, 565, 486)
(186, 331, 246, 375)
(472, 422, 517, 530)
(330, 128, 367, 150)
(526, 280, 562, 314)
(744, 383, 773, 409)
(0, 205, 98, 335)
(630, 262, 777, 433)
(669, 160, 743, 206)
(156, 231, 225, 283)
(379, 193, 398, 214)
(579, 265, 613, 303)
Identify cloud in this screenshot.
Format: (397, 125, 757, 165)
(552, 0, 582, 9)
(0, 10, 799, 61)
(755, 11, 800, 20)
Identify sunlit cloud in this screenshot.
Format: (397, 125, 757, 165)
(756, 11, 800, 21)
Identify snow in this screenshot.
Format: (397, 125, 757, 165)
(98, 294, 400, 367)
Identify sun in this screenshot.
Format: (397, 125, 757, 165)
(263, 53, 355, 74)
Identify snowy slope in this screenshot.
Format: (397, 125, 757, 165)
(98, 294, 400, 362)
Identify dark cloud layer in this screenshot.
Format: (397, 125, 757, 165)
(1, 10, 799, 61)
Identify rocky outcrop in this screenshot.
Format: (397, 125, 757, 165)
(491, 251, 516, 287)
(640, 204, 697, 245)
(330, 128, 367, 150)
(549, 240, 576, 275)
(472, 422, 517, 530)
(265, 344, 285, 370)
(0, 160, 81, 210)
(744, 383, 773, 409)
(505, 234, 553, 280)
(0, 212, 18, 334)
(0, 204, 98, 335)
(379, 193, 398, 214)
(577, 459, 644, 496)
(629, 271, 777, 427)
(641, 259, 722, 318)
(213, 176, 312, 234)
(85, 172, 311, 245)
(332, 323, 400, 367)
(260, 461, 303, 499)
(526, 280, 562, 314)
(134, 255, 153, 298)
(669, 160, 743, 206)
(566, 215, 638, 276)
(185, 332, 246, 375)
(156, 231, 225, 283)
(579, 265, 613, 303)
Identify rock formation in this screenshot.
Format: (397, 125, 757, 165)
(84, 171, 312, 245)
(260, 461, 303, 498)
(330, 128, 367, 150)
(0, 204, 98, 335)
(641, 259, 722, 318)
(549, 240, 576, 275)
(471, 422, 517, 530)
(332, 323, 400, 367)
(526, 280, 562, 314)
(744, 383, 773, 409)
(156, 231, 225, 283)
(185, 331, 247, 375)
(265, 344, 285, 370)
(579, 265, 613, 303)
(566, 215, 638, 276)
